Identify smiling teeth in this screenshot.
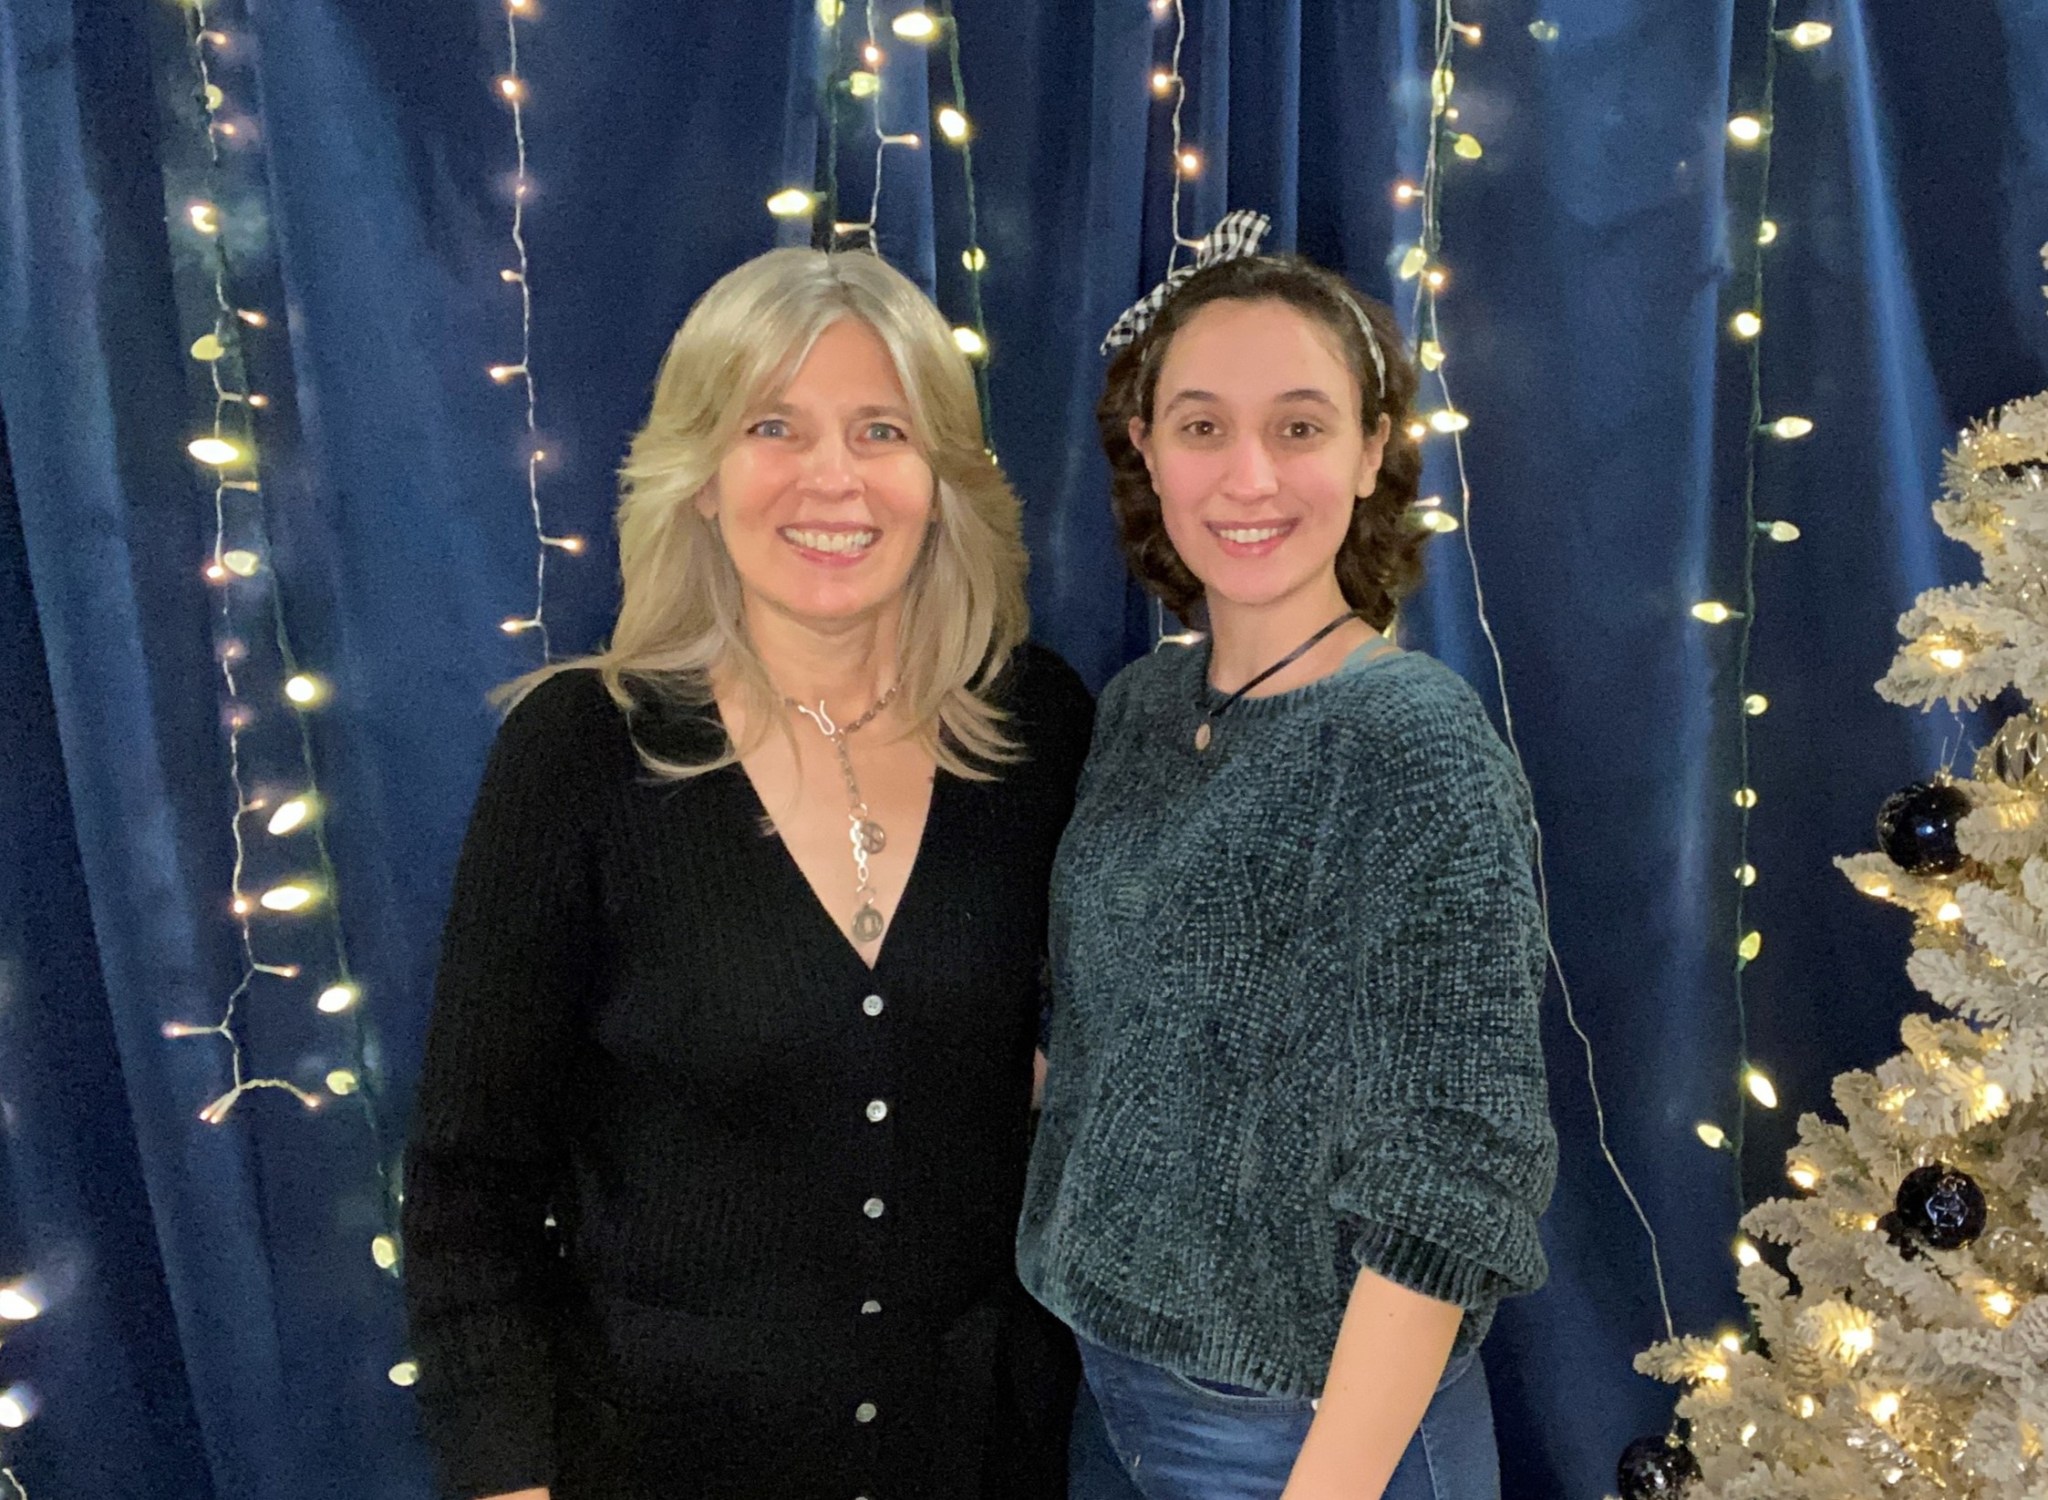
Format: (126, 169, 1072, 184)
(1217, 526, 1287, 543)
(785, 529, 877, 553)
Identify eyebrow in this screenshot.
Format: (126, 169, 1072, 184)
(1159, 387, 1340, 414)
(750, 401, 916, 423)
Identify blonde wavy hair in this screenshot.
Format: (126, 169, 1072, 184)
(507, 247, 1030, 779)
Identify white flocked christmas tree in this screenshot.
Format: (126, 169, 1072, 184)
(1631, 247, 2048, 1500)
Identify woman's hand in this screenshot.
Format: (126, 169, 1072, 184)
(1279, 1268, 1462, 1500)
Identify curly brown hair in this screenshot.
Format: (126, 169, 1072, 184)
(1097, 255, 1425, 629)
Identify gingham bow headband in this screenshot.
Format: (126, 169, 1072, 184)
(1098, 208, 1387, 397)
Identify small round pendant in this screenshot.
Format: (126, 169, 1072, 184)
(852, 904, 886, 943)
(1193, 721, 1213, 751)
(857, 819, 888, 855)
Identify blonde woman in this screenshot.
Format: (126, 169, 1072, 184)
(403, 249, 1091, 1500)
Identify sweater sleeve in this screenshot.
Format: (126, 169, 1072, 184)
(402, 672, 616, 1498)
(1325, 699, 1557, 1316)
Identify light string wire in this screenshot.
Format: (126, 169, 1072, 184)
(161, 0, 408, 1383)
(937, 1, 993, 434)
(773, 9, 992, 436)
(1694, 5, 1838, 1305)
(1150, 0, 1199, 645)
(1725, 0, 1783, 1210)
(492, 0, 581, 652)
(1405, 0, 1678, 1340)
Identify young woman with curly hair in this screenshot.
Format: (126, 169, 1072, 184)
(1020, 248, 1556, 1500)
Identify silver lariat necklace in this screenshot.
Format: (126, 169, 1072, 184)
(787, 684, 902, 944)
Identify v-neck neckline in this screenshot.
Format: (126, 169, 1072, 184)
(719, 714, 945, 976)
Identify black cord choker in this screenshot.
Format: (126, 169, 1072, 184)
(1194, 609, 1361, 752)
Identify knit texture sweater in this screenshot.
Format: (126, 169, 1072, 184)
(1018, 642, 1556, 1397)
(403, 648, 1092, 1499)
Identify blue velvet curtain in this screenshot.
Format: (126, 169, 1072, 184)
(1, 0, 2044, 1496)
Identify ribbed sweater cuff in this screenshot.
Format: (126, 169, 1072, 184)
(1347, 1218, 1498, 1311)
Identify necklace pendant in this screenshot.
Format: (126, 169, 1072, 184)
(852, 903, 885, 943)
(857, 819, 887, 855)
(1193, 721, 1213, 751)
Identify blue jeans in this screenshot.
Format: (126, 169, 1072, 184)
(1067, 1336, 1499, 1500)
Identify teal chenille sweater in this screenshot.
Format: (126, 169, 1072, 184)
(1018, 641, 1557, 1396)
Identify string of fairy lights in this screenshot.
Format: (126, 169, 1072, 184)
(764, 6, 992, 410)
(1687, 8, 1838, 1286)
(491, 0, 584, 653)
(1394, 3, 1685, 1344)
(160, 0, 409, 1392)
(1147, 0, 1206, 646)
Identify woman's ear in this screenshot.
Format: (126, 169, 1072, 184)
(1353, 413, 1393, 498)
(1129, 416, 1158, 486)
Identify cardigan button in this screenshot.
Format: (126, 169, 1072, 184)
(864, 1099, 888, 1123)
(863, 1197, 885, 1218)
(854, 1401, 878, 1424)
(862, 994, 885, 1017)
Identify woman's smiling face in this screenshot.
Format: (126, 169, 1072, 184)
(699, 317, 936, 633)
(1134, 297, 1387, 616)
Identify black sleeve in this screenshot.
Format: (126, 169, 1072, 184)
(401, 671, 620, 1498)
(999, 643, 1096, 1053)
(1003, 639, 1097, 811)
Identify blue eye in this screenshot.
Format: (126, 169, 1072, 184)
(749, 418, 791, 439)
(863, 421, 908, 443)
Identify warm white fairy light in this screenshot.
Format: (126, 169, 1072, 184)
(1693, 601, 1738, 623)
(1697, 1121, 1729, 1150)
(283, 673, 327, 706)
(1727, 114, 1765, 145)
(1781, 21, 1833, 48)
(1768, 414, 1815, 439)
(890, 8, 937, 40)
(317, 983, 360, 1014)
(1744, 1067, 1778, 1108)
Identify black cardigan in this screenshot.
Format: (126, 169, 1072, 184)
(402, 648, 1093, 1499)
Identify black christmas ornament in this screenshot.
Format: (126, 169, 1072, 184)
(1875, 781, 1971, 875)
(1876, 1211, 1923, 1261)
(1617, 1434, 1702, 1499)
(1893, 1163, 1988, 1251)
